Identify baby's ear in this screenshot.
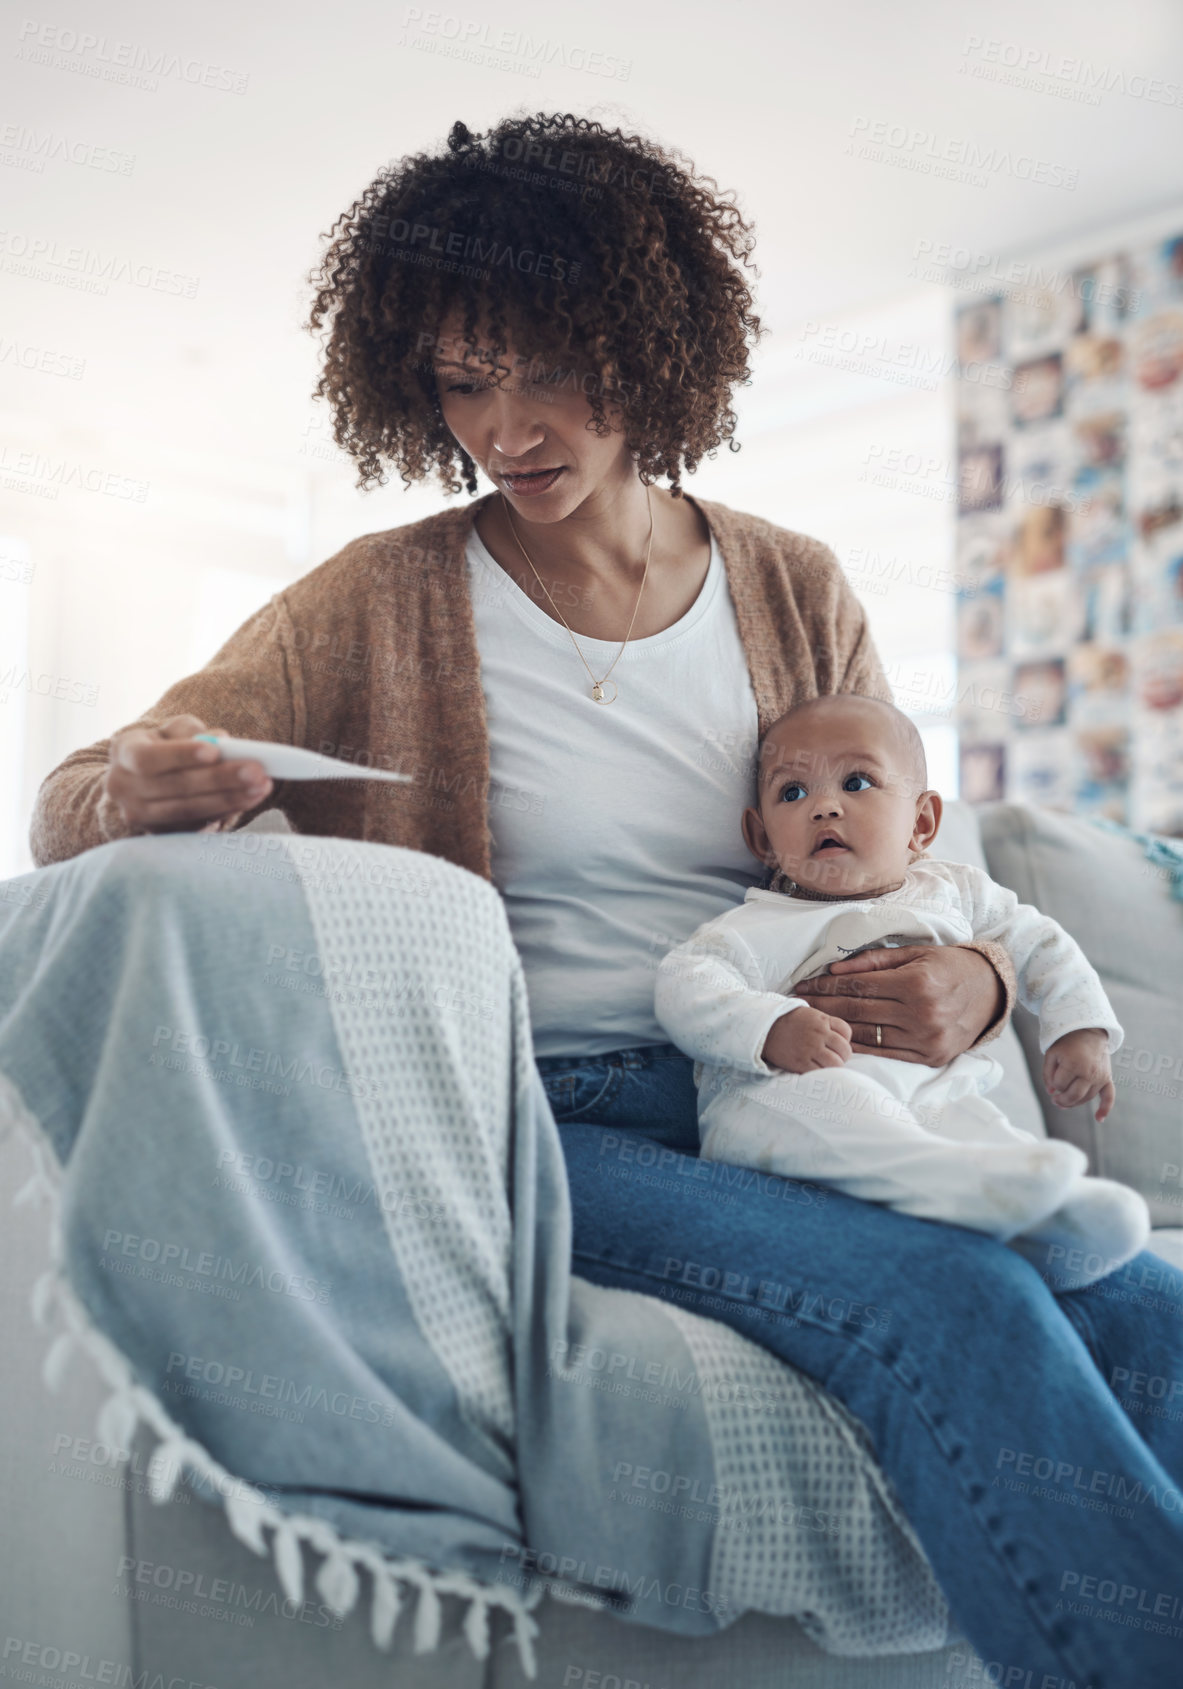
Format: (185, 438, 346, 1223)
(741, 804, 774, 866)
(910, 790, 942, 857)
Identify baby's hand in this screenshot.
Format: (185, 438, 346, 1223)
(762, 1005, 853, 1074)
(1043, 1028, 1115, 1123)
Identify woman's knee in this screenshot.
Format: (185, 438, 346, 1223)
(94, 831, 227, 897)
(911, 1223, 1061, 1326)
(92, 831, 304, 918)
(86, 834, 352, 978)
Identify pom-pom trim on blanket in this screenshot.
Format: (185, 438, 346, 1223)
(0, 1069, 545, 1677)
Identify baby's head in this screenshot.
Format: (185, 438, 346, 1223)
(742, 693, 943, 897)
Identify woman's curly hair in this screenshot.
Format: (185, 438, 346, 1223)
(306, 111, 763, 497)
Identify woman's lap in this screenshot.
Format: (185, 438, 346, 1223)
(15, 838, 1179, 1683)
(538, 1044, 1183, 1388)
(540, 1041, 1183, 1687)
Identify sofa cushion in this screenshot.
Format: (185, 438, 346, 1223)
(1147, 1228, 1183, 1273)
(924, 800, 1046, 1142)
(977, 802, 1183, 1227)
(486, 1600, 978, 1688)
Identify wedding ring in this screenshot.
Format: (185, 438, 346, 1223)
(875, 1024, 883, 1047)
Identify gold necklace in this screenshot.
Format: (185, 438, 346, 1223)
(500, 484, 654, 704)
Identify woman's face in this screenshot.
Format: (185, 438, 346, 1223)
(430, 309, 636, 520)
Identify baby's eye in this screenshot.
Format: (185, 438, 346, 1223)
(779, 782, 806, 802)
(843, 772, 873, 792)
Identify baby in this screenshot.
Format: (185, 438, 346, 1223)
(655, 692, 1150, 1291)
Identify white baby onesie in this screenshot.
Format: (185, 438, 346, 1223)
(654, 857, 1149, 1289)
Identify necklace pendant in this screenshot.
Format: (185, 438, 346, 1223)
(591, 678, 618, 704)
(591, 682, 603, 702)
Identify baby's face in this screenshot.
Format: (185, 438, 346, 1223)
(743, 699, 936, 896)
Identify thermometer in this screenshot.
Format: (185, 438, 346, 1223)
(194, 734, 413, 783)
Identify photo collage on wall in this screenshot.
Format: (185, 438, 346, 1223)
(954, 232, 1183, 835)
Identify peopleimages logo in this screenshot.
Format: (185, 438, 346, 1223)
(368, 214, 581, 283)
(845, 116, 1078, 190)
(958, 34, 1183, 109)
(15, 19, 250, 93)
(149, 1023, 383, 1100)
(213, 1148, 446, 1220)
(1059, 1569, 1183, 1621)
(100, 1230, 331, 1304)
(111, 1556, 341, 1629)
(996, 1446, 1183, 1512)
(164, 1351, 397, 1425)
(1, 1636, 229, 1681)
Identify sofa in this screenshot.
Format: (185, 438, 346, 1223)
(2, 797, 1180, 1688)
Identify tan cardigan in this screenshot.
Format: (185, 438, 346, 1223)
(30, 491, 1016, 1048)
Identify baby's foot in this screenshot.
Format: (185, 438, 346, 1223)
(1006, 1178, 1151, 1291)
(962, 1138, 1088, 1238)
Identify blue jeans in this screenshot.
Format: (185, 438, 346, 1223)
(535, 1041, 1183, 1689)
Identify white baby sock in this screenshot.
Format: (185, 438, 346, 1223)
(1006, 1178, 1151, 1292)
(953, 1136, 1088, 1237)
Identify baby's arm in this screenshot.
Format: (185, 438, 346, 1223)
(954, 863, 1122, 1122)
(656, 923, 847, 1075)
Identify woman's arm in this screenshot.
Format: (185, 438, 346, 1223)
(29, 593, 303, 867)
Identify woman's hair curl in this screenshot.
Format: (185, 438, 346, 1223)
(306, 111, 763, 496)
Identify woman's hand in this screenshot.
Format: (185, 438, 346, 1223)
(105, 713, 274, 835)
(791, 945, 1005, 1065)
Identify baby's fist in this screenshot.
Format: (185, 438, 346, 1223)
(762, 1005, 853, 1074)
(1043, 1028, 1115, 1123)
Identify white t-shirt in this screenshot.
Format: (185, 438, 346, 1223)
(466, 522, 762, 1057)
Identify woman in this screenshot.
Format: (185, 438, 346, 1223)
(30, 113, 1183, 1685)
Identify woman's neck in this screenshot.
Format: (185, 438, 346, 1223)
(473, 481, 712, 641)
(479, 476, 665, 586)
